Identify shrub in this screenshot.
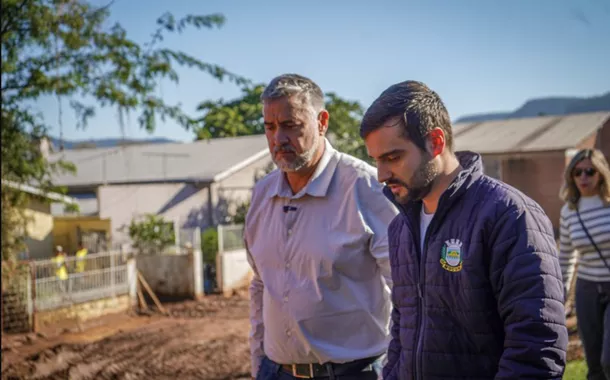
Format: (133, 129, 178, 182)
(201, 227, 218, 264)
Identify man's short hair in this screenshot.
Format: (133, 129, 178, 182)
(360, 81, 453, 152)
(261, 73, 325, 112)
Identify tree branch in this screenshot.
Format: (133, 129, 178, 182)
(0, 0, 30, 37)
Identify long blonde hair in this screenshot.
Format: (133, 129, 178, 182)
(560, 148, 610, 210)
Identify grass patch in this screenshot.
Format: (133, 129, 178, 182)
(564, 360, 586, 379)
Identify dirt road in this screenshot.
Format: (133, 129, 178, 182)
(1, 295, 251, 380)
(1, 295, 584, 380)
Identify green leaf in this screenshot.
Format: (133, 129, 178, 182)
(1, 0, 248, 260)
(192, 84, 370, 162)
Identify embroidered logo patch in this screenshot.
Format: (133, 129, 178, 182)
(440, 239, 463, 272)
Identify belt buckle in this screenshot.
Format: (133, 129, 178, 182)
(292, 363, 314, 378)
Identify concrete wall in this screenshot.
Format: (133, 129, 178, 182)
(23, 198, 54, 260)
(217, 249, 254, 297)
(34, 295, 131, 332)
(136, 250, 203, 299)
(485, 151, 566, 235)
(481, 156, 502, 180)
(98, 183, 211, 244)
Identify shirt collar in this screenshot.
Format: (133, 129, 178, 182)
(270, 138, 339, 199)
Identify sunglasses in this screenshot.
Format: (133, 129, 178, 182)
(573, 168, 597, 177)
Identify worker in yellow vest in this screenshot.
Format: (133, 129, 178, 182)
(52, 246, 68, 285)
(75, 244, 88, 273)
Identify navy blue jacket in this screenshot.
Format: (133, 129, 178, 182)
(383, 151, 567, 380)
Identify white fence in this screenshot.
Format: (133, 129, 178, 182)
(217, 224, 245, 252)
(176, 227, 201, 249)
(31, 251, 130, 311)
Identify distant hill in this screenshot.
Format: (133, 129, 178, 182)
(48, 137, 177, 150)
(455, 92, 610, 123)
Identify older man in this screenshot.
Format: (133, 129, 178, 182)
(245, 74, 398, 380)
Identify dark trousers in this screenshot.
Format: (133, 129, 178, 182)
(576, 278, 610, 380)
(256, 356, 381, 380)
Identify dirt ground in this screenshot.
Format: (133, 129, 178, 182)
(1, 295, 585, 380)
(567, 315, 584, 362)
(1, 294, 252, 380)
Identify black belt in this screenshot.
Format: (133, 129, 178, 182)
(279, 356, 378, 379)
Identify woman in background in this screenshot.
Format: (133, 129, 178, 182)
(560, 148, 610, 380)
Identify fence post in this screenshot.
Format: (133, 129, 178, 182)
(26, 264, 33, 332)
(110, 252, 116, 298)
(215, 250, 223, 295)
(194, 227, 201, 249)
(217, 225, 224, 254)
(30, 261, 37, 332)
(174, 218, 180, 254)
(68, 274, 73, 302)
(126, 259, 137, 307)
(192, 249, 203, 300)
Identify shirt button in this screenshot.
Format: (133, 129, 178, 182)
(285, 262, 290, 269)
(287, 229, 292, 235)
(283, 296, 288, 302)
(287, 331, 292, 337)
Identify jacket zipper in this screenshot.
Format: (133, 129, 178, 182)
(389, 171, 464, 379)
(394, 204, 423, 380)
(393, 191, 450, 380)
(415, 229, 433, 380)
(411, 204, 440, 380)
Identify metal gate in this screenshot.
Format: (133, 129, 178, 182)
(1, 262, 33, 333)
(31, 251, 129, 311)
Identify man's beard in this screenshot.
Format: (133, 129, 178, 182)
(273, 135, 319, 172)
(388, 155, 439, 205)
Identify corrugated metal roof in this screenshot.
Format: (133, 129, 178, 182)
(50, 134, 269, 187)
(454, 111, 610, 154)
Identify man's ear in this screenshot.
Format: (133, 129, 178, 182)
(318, 110, 329, 135)
(427, 128, 446, 158)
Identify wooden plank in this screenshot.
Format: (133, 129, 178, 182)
(136, 281, 148, 311)
(137, 271, 167, 315)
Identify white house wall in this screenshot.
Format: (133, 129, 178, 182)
(94, 154, 274, 245)
(212, 155, 274, 223)
(24, 198, 54, 259)
(98, 183, 211, 244)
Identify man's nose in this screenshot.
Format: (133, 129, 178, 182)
(377, 164, 391, 184)
(273, 128, 289, 145)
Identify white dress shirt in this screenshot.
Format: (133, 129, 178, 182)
(245, 139, 398, 377)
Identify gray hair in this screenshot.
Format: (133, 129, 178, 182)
(261, 73, 325, 111)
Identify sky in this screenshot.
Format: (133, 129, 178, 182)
(39, 0, 610, 143)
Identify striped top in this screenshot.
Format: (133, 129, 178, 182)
(559, 195, 610, 292)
